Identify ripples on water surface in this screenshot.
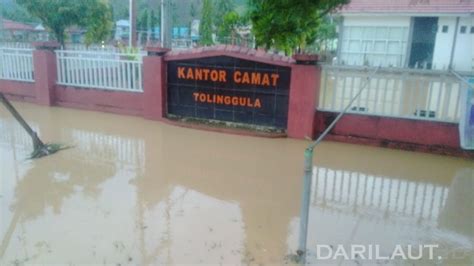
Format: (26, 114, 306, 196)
(0, 102, 473, 265)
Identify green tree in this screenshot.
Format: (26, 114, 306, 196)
(0, 2, 37, 23)
(214, 0, 234, 27)
(199, 0, 213, 46)
(190, 2, 197, 19)
(248, 0, 348, 55)
(311, 16, 337, 52)
(172, 2, 181, 28)
(17, 0, 113, 47)
(217, 11, 241, 44)
(137, 9, 159, 40)
(82, 1, 113, 46)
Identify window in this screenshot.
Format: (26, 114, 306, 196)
(340, 26, 409, 67)
(460, 26, 467, 34)
(471, 26, 474, 34)
(442, 25, 448, 33)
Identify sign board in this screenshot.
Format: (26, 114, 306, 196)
(167, 56, 291, 129)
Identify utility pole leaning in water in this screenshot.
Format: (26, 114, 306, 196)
(0, 93, 55, 158)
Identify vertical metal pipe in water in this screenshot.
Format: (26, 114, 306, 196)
(297, 67, 379, 264)
(297, 147, 314, 264)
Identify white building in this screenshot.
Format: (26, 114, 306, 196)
(115, 20, 130, 41)
(336, 0, 474, 73)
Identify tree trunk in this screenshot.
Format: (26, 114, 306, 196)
(0, 93, 46, 151)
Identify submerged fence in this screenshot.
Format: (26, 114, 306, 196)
(0, 47, 34, 82)
(56, 50, 144, 92)
(319, 65, 464, 123)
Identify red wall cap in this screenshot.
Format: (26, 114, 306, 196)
(293, 54, 319, 65)
(32, 41, 61, 50)
(165, 45, 295, 67)
(145, 46, 171, 56)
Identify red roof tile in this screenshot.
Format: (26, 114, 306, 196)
(2, 19, 35, 31)
(341, 0, 474, 14)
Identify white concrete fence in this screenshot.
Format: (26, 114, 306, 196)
(319, 65, 464, 123)
(0, 42, 32, 49)
(0, 47, 35, 82)
(56, 50, 144, 92)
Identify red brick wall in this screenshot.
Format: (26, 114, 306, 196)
(54, 85, 144, 116)
(0, 80, 36, 102)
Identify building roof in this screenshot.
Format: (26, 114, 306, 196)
(1, 19, 35, 31)
(116, 20, 130, 27)
(340, 0, 474, 14)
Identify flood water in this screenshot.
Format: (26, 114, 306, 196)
(0, 102, 473, 265)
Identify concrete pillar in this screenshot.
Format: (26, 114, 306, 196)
(32, 42, 60, 106)
(287, 55, 320, 139)
(143, 47, 170, 120)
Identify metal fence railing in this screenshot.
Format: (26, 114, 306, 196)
(0, 42, 32, 49)
(56, 50, 144, 92)
(319, 65, 464, 123)
(0, 47, 35, 82)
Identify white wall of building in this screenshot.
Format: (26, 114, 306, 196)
(344, 16, 411, 27)
(433, 16, 473, 72)
(115, 20, 130, 40)
(341, 14, 473, 72)
(452, 16, 473, 72)
(432, 17, 456, 70)
(340, 16, 411, 67)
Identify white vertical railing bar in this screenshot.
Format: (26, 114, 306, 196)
(319, 65, 463, 123)
(341, 76, 347, 110)
(0, 47, 34, 82)
(426, 81, 434, 117)
(373, 78, 380, 112)
(435, 82, 443, 117)
(56, 50, 143, 92)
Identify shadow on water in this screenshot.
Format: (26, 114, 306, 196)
(0, 102, 473, 265)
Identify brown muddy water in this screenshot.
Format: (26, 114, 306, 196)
(0, 102, 473, 266)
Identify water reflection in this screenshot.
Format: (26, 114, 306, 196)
(0, 102, 473, 265)
(439, 169, 474, 238)
(291, 167, 474, 265)
(311, 167, 449, 225)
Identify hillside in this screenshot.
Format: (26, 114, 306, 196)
(1, 0, 248, 27)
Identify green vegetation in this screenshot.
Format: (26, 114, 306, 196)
(0, 1, 37, 23)
(248, 0, 348, 55)
(309, 16, 338, 53)
(190, 2, 198, 19)
(137, 9, 159, 38)
(16, 0, 113, 47)
(214, 0, 235, 27)
(200, 0, 214, 45)
(217, 11, 244, 44)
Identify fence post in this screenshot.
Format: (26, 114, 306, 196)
(287, 55, 321, 139)
(32, 42, 60, 106)
(143, 47, 170, 120)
